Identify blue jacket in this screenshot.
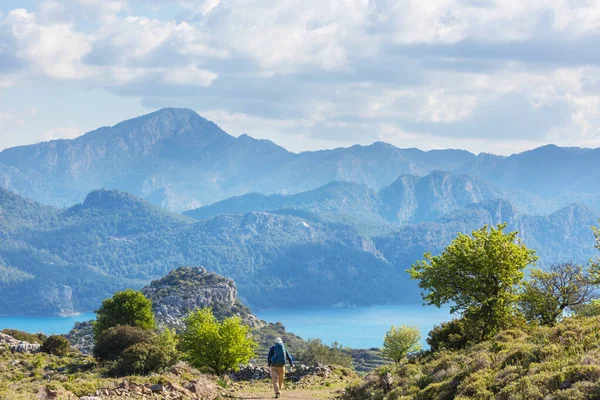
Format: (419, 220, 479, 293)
(267, 345, 294, 367)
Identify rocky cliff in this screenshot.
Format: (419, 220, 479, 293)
(142, 266, 263, 329)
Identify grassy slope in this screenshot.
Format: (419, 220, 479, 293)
(342, 316, 600, 400)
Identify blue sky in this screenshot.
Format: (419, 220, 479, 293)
(1, 0, 600, 154)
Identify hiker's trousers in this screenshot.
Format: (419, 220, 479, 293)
(270, 366, 285, 394)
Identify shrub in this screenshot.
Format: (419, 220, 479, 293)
(296, 339, 352, 367)
(180, 307, 257, 375)
(427, 319, 474, 352)
(116, 342, 175, 376)
(93, 289, 155, 337)
(41, 335, 70, 356)
(93, 326, 154, 361)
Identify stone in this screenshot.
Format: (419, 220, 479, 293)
(150, 383, 165, 393)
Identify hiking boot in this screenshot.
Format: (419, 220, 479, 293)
(275, 393, 280, 398)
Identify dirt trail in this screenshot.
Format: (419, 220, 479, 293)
(231, 390, 335, 399)
(229, 387, 341, 399)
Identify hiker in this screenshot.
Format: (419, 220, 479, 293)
(267, 337, 294, 398)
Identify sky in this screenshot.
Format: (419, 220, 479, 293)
(1, 0, 600, 155)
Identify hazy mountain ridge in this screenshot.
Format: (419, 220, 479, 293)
(185, 170, 564, 231)
(458, 144, 600, 196)
(0, 109, 480, 212)
(0, 187, 597, 316)
(2, 108, 596, 215)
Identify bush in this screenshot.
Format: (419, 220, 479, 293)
(1, 329, 46, 344)
(93, 325, 154, 361)
(93, 289, 155, 337)
(296, 339, 352, 367)
(382, 325, 421, 363)
(41, 335, 70, 356)
(180, 307, 257, 375)
(427, 319, 474, 352)
(116, 342, 175, 376)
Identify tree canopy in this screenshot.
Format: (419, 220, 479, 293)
(382, 325, 421, 363)
(93, 289, 156, 337)
(409, 224, 537, 340)
(180, 307, 257, 375)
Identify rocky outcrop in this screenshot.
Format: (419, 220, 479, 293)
(65, 321, 94, 355)
(0, 332, 41, 353)
(68, 267, 263, 353)
(142, 266, 263, 330)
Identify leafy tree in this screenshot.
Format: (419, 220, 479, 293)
(93, 289, 155, 337)
(296, 339, 352, 367)
(40, 335, 70, 356)
(409, 224, 537, 340)
(382, 325, 421, 363)
(520, 263, 597, 326)
(180, 307, 257, 375)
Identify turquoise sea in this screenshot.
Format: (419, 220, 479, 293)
(0, 313, 95, 335)
(255, 304, 453, 349)
(0, 305, 452, 349)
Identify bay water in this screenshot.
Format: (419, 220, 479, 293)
(0, 305, 453, 349)
(255, 304, 453, 348)
(0, 313, 95, 336)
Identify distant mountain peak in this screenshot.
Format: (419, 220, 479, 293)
(81, 189, 150, 210)
(81, 107, 230, 143)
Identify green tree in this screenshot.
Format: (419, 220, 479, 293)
(409, 224, 537, 340)
(382, 325, 421, 363)
(180, 308, 257, 375)
(93, 289, 155, 337)
(520, 263, 596, 326)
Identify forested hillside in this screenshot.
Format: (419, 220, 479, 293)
(0, 186, 597, 316)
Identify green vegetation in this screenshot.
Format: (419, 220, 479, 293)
(409, 223, 537, 340)
(180, 308, 257, 375)
(296, 339, 353, 368)
(519, 263, 596, 326)
(93, 326, 155, 362)
(343, 220, 600, 399)
(382, 326, 421, 363)
(343, 316, 600, 400)
(1, 329, 46, 344)
(40, 335, 71, 356)
(93, 289, 156, 337)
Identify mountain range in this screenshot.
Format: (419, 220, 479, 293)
(1, 108, 600, 316)
(0, 186, 597, 316)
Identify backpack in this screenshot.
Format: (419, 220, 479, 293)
(270, 342, 286, 367)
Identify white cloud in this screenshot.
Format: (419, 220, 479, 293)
(2, 8, 93, 80)
(162, 65, 217, 86)
(2, 0, 600, 154)
(42, 127, 82, 141)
